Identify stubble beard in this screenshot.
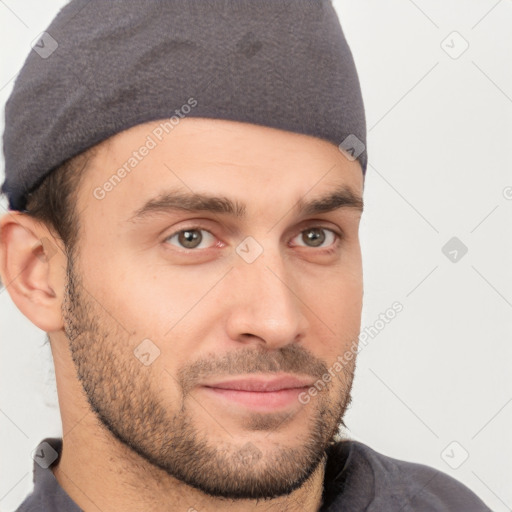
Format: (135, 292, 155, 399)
(61, 253, 356, 500)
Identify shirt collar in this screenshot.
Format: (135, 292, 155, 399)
(28, 437, 82, 511)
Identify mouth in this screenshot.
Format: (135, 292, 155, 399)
(200, 374, 314, 410)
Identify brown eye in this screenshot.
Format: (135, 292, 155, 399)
(165, 229, 215, 250)
(178, 230, 202, 249)
(293, 227, 338, 248)
(302, 228, 325, 247)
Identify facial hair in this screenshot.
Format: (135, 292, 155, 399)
(61, 254, 356, 500)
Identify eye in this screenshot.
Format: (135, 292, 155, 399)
(291, 227, 339, 249)
(163, 225, 340, 252)
(164, 228, 217, 250)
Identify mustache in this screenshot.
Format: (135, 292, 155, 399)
(177, 344, 329, 395)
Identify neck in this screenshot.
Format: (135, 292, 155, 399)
(51, 421, 327, 512)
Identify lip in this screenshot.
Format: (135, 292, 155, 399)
(202, 375, 314, 392)
(200, 374, 314, 411)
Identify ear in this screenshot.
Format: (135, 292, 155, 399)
(0, 211, 67, 332)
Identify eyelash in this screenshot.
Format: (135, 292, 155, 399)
(163, 225, 342, 254)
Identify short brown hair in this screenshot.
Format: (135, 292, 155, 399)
(0, 144, 103, 291)
(23, 147, 97, 258)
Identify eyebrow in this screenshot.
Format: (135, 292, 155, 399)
(127, 184, 363, 223)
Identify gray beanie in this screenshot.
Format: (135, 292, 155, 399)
(1, 0, 366, 211)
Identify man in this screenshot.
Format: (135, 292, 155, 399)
(0, 1, 491, 511)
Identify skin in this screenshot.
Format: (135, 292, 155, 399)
(0, 117, 364, 512)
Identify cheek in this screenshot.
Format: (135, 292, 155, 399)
(307, 262, 362, 318)
(303, 270, 362, 359)
(77, 246, 168, 336)
(88, 258, 216, 349)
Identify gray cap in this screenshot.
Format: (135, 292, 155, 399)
(1, 0, 367, 211)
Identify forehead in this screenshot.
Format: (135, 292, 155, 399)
(77, 117, 363, 222)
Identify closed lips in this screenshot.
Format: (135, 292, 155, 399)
(203, 376, 313, 392)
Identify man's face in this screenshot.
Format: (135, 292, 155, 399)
(62, 118, 364, 499)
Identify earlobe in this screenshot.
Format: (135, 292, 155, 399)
(0, 212, 66, 332)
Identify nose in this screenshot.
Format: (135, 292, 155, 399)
(224, 251, 310, 350)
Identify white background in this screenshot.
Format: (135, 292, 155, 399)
(1, 1, 511, 510)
